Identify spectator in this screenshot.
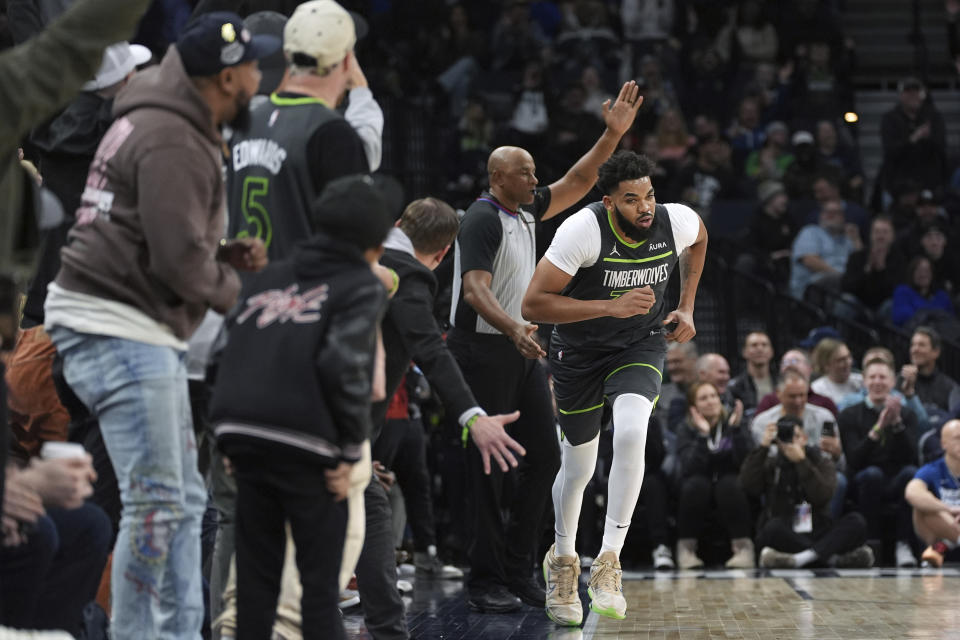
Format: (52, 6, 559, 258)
(891, 256, 955, 328)
(375, 198, 524, 576)
(839, 359, 919, 567)
(879, 77, 948, 193)
(789, 198, 858, 299)
(740, 180, 797, 285)
(729, 330, 777, 412)
(815, 119, 864, 199)
(0, 451, 111, 635)
(210, 175, 392, 640)
(726, 95, 765, 171)
(491, 0, 549, 71)
(696, 352, 734, 407)
(805, 172, 869, 238)
(750, 368, 845, 500)
(791, 38, 852, 124)
(783, 130, 844, 201)
(45, 14, 275, 637)
(837, 346, 929, 430)
(579, 65, 612, 118)
(718, 0, 777, 68)
(904, 326, 960, 414)
(654, 107, 694, 164)
(916, 222, 960, 296)
(505, 60, 552, 160)
(744, 120, 794, 183)
(841, 216, 906, 317)
(811, 338, 862, 406)
(550, 83, 605, 171)
(675, 382, 754, 569)
(742, 416, 872, 569)
(905, 419, 960, 568)
(659, 340, 698, 427)
(671, 136, 740, 218)
(756, 349, 839, 417)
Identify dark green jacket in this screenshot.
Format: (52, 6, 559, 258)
(0, 0, 151, 282)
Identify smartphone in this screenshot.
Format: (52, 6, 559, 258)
(776, 417, 797, 443)
(822, 421, 836, 437)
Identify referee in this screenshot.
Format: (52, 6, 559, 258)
(448, 81, 642, 612)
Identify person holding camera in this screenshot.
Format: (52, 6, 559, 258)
(741, 415, 872, 568)
(839, 358, 919, 567)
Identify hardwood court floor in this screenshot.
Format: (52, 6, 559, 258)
(344, 567, 960, 640)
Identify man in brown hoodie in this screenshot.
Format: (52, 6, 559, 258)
(44, 13, 278, 638)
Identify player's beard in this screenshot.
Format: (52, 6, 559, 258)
(613, 203, 646, 238)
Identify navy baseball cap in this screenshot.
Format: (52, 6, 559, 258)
(177, 12, 281, 78)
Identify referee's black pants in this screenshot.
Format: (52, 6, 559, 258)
(447, 329, 560, 594)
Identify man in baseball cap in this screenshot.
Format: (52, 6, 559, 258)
(284, 0, 356, 74)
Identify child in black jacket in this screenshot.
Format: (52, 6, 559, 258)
(210, 175, 392, 640)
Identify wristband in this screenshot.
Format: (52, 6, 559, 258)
(387, 268, 399, 297)
(462, 413, 480, 448)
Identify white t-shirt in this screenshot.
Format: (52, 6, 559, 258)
(544, 202, 701, 275)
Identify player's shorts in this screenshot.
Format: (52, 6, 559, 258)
(549, 330, 666, 446)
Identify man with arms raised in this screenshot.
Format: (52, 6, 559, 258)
(522, 150, 707, 624)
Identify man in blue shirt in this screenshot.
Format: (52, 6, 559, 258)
(789, 199, 858, 299)
(905, 419, 960, 567)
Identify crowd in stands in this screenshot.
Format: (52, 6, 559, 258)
(3, 0, 960, 639)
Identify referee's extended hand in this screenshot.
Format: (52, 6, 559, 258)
(510, 323, 547, 359)
(470, 411, 526, 474)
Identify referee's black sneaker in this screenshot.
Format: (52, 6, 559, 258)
(467, 585, 522, 613)
(508, 575, 546, 607)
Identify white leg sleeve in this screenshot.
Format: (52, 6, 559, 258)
(601, 393, 653, 557)
(552, 433, 600, 558)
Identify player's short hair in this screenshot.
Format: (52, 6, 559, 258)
(596, 151, 656, 196)
(398, 197, 459, 254)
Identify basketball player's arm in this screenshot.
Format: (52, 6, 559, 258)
(463, 270, 545, 359)
(521, 258, 655, 324)
(539, 81, 643, 221)
(663, 217, 708, 343)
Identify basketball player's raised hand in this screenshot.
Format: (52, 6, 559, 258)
(469, 411, 527, 474)
(602, 80, 643, 137)
(609, 286, 655, 318)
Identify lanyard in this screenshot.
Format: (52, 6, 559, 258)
(476, 197, 519, 218)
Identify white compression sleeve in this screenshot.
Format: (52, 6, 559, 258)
(601, 393, 653, 557)
(553, 433, 600, 558)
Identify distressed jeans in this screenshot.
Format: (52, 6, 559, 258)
(50, 327, 205, 639)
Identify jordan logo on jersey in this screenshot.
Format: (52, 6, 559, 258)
(609, 244, 621, 257)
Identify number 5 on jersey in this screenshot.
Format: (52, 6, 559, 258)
(237, 176, 273, 249)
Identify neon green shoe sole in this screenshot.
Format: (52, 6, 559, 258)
(587, 586, 627, 620)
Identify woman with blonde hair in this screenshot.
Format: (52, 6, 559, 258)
(811, 338, 863, 406)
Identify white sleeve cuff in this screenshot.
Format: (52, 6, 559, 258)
(458, 407, 487, 427)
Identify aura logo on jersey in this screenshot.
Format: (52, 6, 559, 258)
(602, 263, 671, 289)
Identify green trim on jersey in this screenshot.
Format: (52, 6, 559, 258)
(606, 209, 645, 248)
(602, 250, 674, 264)
(604, 362, 662, 383)
(269, 93, 329, 107)
(557, 401, 605, 415)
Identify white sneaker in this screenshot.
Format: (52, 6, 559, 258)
(896, 541, 917, 568)
(543, 543, 583, 626)
(396, 579, 414, 594)
(726, 538, 756, 569)
(676, 539, 703, 570)
(588, 551, 627, 620)
(0, 628, 74, 639)
(652, 544, 675, 570)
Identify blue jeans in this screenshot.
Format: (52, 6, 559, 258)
(50, 328, 205, 639)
